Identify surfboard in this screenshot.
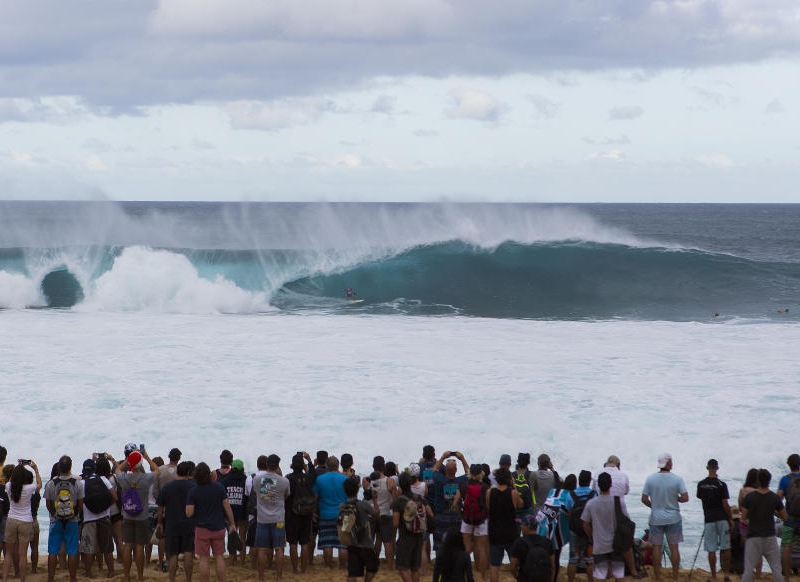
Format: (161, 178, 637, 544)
(347, 299, 364, 304)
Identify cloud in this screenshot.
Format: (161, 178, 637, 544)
(608, 106, 644, 120)
(413, 130, 439, 138)
(3, 1, 799, 110)
(445, 88, 506, 122)
(588, 149, 625, 161)
(371, 95, 398, 115)
(223, 97, 342, 130)
(527, 95, 559, 119)
(764, 98, 785, 114)
(583, 135, 631, 146)
(696, 154, 734, 168)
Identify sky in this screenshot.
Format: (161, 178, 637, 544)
(0, 0, 799, 202)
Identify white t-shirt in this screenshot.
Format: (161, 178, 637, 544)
(592, 466, 630, 498)
(81, 476, 114, 522)
(6, 482, 38, 522)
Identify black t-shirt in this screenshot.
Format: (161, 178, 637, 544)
(696, 477, 730, 523)
(742, 490, 783, 538)
(157, 478, 196, 532)
(488, 487, 518, 545)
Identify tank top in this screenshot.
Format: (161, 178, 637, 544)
(488, 486, 517, 545)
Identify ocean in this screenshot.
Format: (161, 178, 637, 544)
(1, 201, 799, 567)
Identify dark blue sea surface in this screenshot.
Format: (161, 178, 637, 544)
(1, 201, 798, 320)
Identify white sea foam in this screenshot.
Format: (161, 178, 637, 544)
(2, 310, 798, 568)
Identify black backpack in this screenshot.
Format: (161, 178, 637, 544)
(514, 471, 534, 510)
(292, 474, 317, 516)
(520, 537, 552, 582)
(83, 475, 114, 514)
(568, 490, 596, 538)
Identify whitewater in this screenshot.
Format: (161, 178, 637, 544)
(1, 201, 799, 568)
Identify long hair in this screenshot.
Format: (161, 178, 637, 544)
(743, 468, 759, 489)
(194, 462, 212, 485)
(10, 464, 33, 503)
(438, 527, 466, 578)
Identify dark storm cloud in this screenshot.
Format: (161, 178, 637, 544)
(1, 0, 798, 110)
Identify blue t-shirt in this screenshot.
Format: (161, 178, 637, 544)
(313, 471, 348, 520)
(777, 472, 800, 526)
(186, 482, 228, 531)
(432, 472, 467, 515)
(642, 471, 687, 526)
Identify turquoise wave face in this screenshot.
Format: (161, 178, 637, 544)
(2, 240, 798, 319)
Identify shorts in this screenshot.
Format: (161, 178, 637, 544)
(317, 519, 344, 550)
(378, 515, 394, 543)
(569, 536, 594, 568)
(4, 518, 34, 545)
(165, 525, 195, 556)
(122, 519, 151, 545)
(194, 527, 225, 557)
(594, 553, 624, 580)
(780, 525, 800, 548)
(80, 518, 114, 554)
(490, 543, 512, 566)
(48, 521, 80, 556)
(255, 522, 286, 549)
(395, 534, 424, 571)
(461, 520, 488, 536)
(286, 514, 312, 545)
(347, 546, 379, 577)
(704, 520, 731, 552)
(648, 521, 683, 546)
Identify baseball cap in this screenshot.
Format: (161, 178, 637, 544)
(520, 513, 538, 530)
(408, 463, 421, 477)
(267, 454, 280, 468)
(499, 454, 512, 467)
(657, 453, 673, 469)
(232, 459, 244, 471)
(291, 453, 305, 470)
(124, 442, 138, 457)
(127, 451, 143, 469)
(82, 459, 96, 477)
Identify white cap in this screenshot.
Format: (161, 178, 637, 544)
(657, 453, 672, 469)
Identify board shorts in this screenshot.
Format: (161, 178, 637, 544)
(347, 546, 379, 577)
(165, 524, 195, 556)
(704, 520, 731, 552)
(122, 519, 150, 545)
(254, 522, 286, 549)
(80, 518, 114, 554)
(49, 521, 80, 556)
(781, 524, 800, 547)
(490, 543, 513, 566)
(648, 521, 683, 546)
(317, 519, 344, 549)
(569, 536, 593, 568)
(378, 515, 394, 542)
(395, 534, 424, 571)
(194, 527, 225, 557)
(286, 513, 312, 545)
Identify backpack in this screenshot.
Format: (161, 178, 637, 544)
(336, 501, 363, 547)
(461, 482, 488, 525)
(83, 475, 113, 514)
(402, 495, 427, 534)
(292, 474, 318, 516)
(786, 474, 800, 519)
(246, 483, 258, 517)
(612, 496, 636, 553)
(568, 490, 596, 538)
(120, 479, 144, 516)
(514, 471, 534, 510)
(53, 477, 78, 522)
(520, 537, 552, 582)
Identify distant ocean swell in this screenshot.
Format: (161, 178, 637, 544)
(1, 241, 798, 320)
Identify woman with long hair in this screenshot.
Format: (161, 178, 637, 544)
(433, 527, 474, 582)
(2, 460, 41, 582)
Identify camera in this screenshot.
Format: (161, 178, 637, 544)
(21, 459, 31, 465)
